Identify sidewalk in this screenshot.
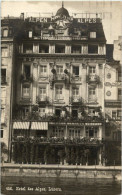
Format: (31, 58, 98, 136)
(1, 163, 121, 170)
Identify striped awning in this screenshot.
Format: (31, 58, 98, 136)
(31, 122, 48, 130)
(13, 122, 30, 129)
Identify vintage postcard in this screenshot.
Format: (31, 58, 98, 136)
(1, 1, 122, 195)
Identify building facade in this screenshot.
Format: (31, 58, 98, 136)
(1, 5, 120, 165)
(104, 37, 122, 165)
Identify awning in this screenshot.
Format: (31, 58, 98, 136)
(13, 122, 30, 129)
(31, 122, 48, 130)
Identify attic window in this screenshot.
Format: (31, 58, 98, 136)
(29, 31, 32, 38)
(90, 32, 96, 38)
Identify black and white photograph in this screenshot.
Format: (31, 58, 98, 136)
(1, 1, 122, 195)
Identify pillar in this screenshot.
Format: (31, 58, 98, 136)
(99, 147, 102, 166)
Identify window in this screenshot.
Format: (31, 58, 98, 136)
(99, 44, 105, 55)
(88, 44, 98, 54)
(55, 85, 63, 99)
(69, 129, 80, 138)
(39, 86, 46, 99)
(89, 88, 96, 95)
(55, 44, 65, 53)
(24, 65, 30, 78)
(3, 29, 8, 37)
(107, 73, 111, 79)
(1, 129, 3, 138)
(53, 128, 64, 138)
(117, 110, 122, 120)
(29, 31, 32, 38)
(89, 66, 96, 74)
(1, 87, 6, 105)
(1, 108, 5, 123)
(1, 48, 8, 57)
(89, 88, 96, 101)
(39, 108, 45, 117)
(1, 69, 6, 84)
(23, 44, 33, 53)
(56, 66, 63, 74)
(40, 66, 47, 75)
(90, 32, 96, 38)
(22, 85, 30, 98)
(71, 45, 81, 53)
(22, 107, 29, 119)
(118, 89, 122, 100)
(112, 111, 117, 119)
(39, 44, 49, 53)
(72, 87, 79, 97)
(118, 72, 122, 82)
(73, 66, 79, 76)
(85, 127, 98, 138)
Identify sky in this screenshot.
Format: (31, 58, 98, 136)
(1, 1, 122, 44)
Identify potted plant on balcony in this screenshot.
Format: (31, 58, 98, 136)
(51, 68, 56, 74)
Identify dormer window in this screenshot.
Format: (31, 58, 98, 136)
(90, 32, 96, 38)
(29, 31, 32, 38)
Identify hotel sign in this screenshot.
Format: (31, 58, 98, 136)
(105, 101, 121, 107)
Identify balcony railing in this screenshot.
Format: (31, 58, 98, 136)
(12, 136, 102, 145)
(19, 97, 32, 104)
(86, 74, 100, 84)
(88, 97, 98, 103)
(70, 75, 81, 82)
(69, 96, 83, 104)
(13, 112, 104, 123)
(36, 95, 49, 103)
(20, 74, 33, 82)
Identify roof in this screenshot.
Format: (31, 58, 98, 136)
(56, 6, 70, 17)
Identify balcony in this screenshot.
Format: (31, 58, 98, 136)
(20, 74, 33, 83)
(12, 136, 102, 146)
(19, 97, 32, 105)
(88, 97, 98, 104)
(70, 75, 81, 83)
(36, 95, 49, 104)
(69, 96, 83, 105)
(86, 74, 100, 84)
(49, 74, 68, 83)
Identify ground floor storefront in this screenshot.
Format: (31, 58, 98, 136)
(12, 141, 104, 166)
